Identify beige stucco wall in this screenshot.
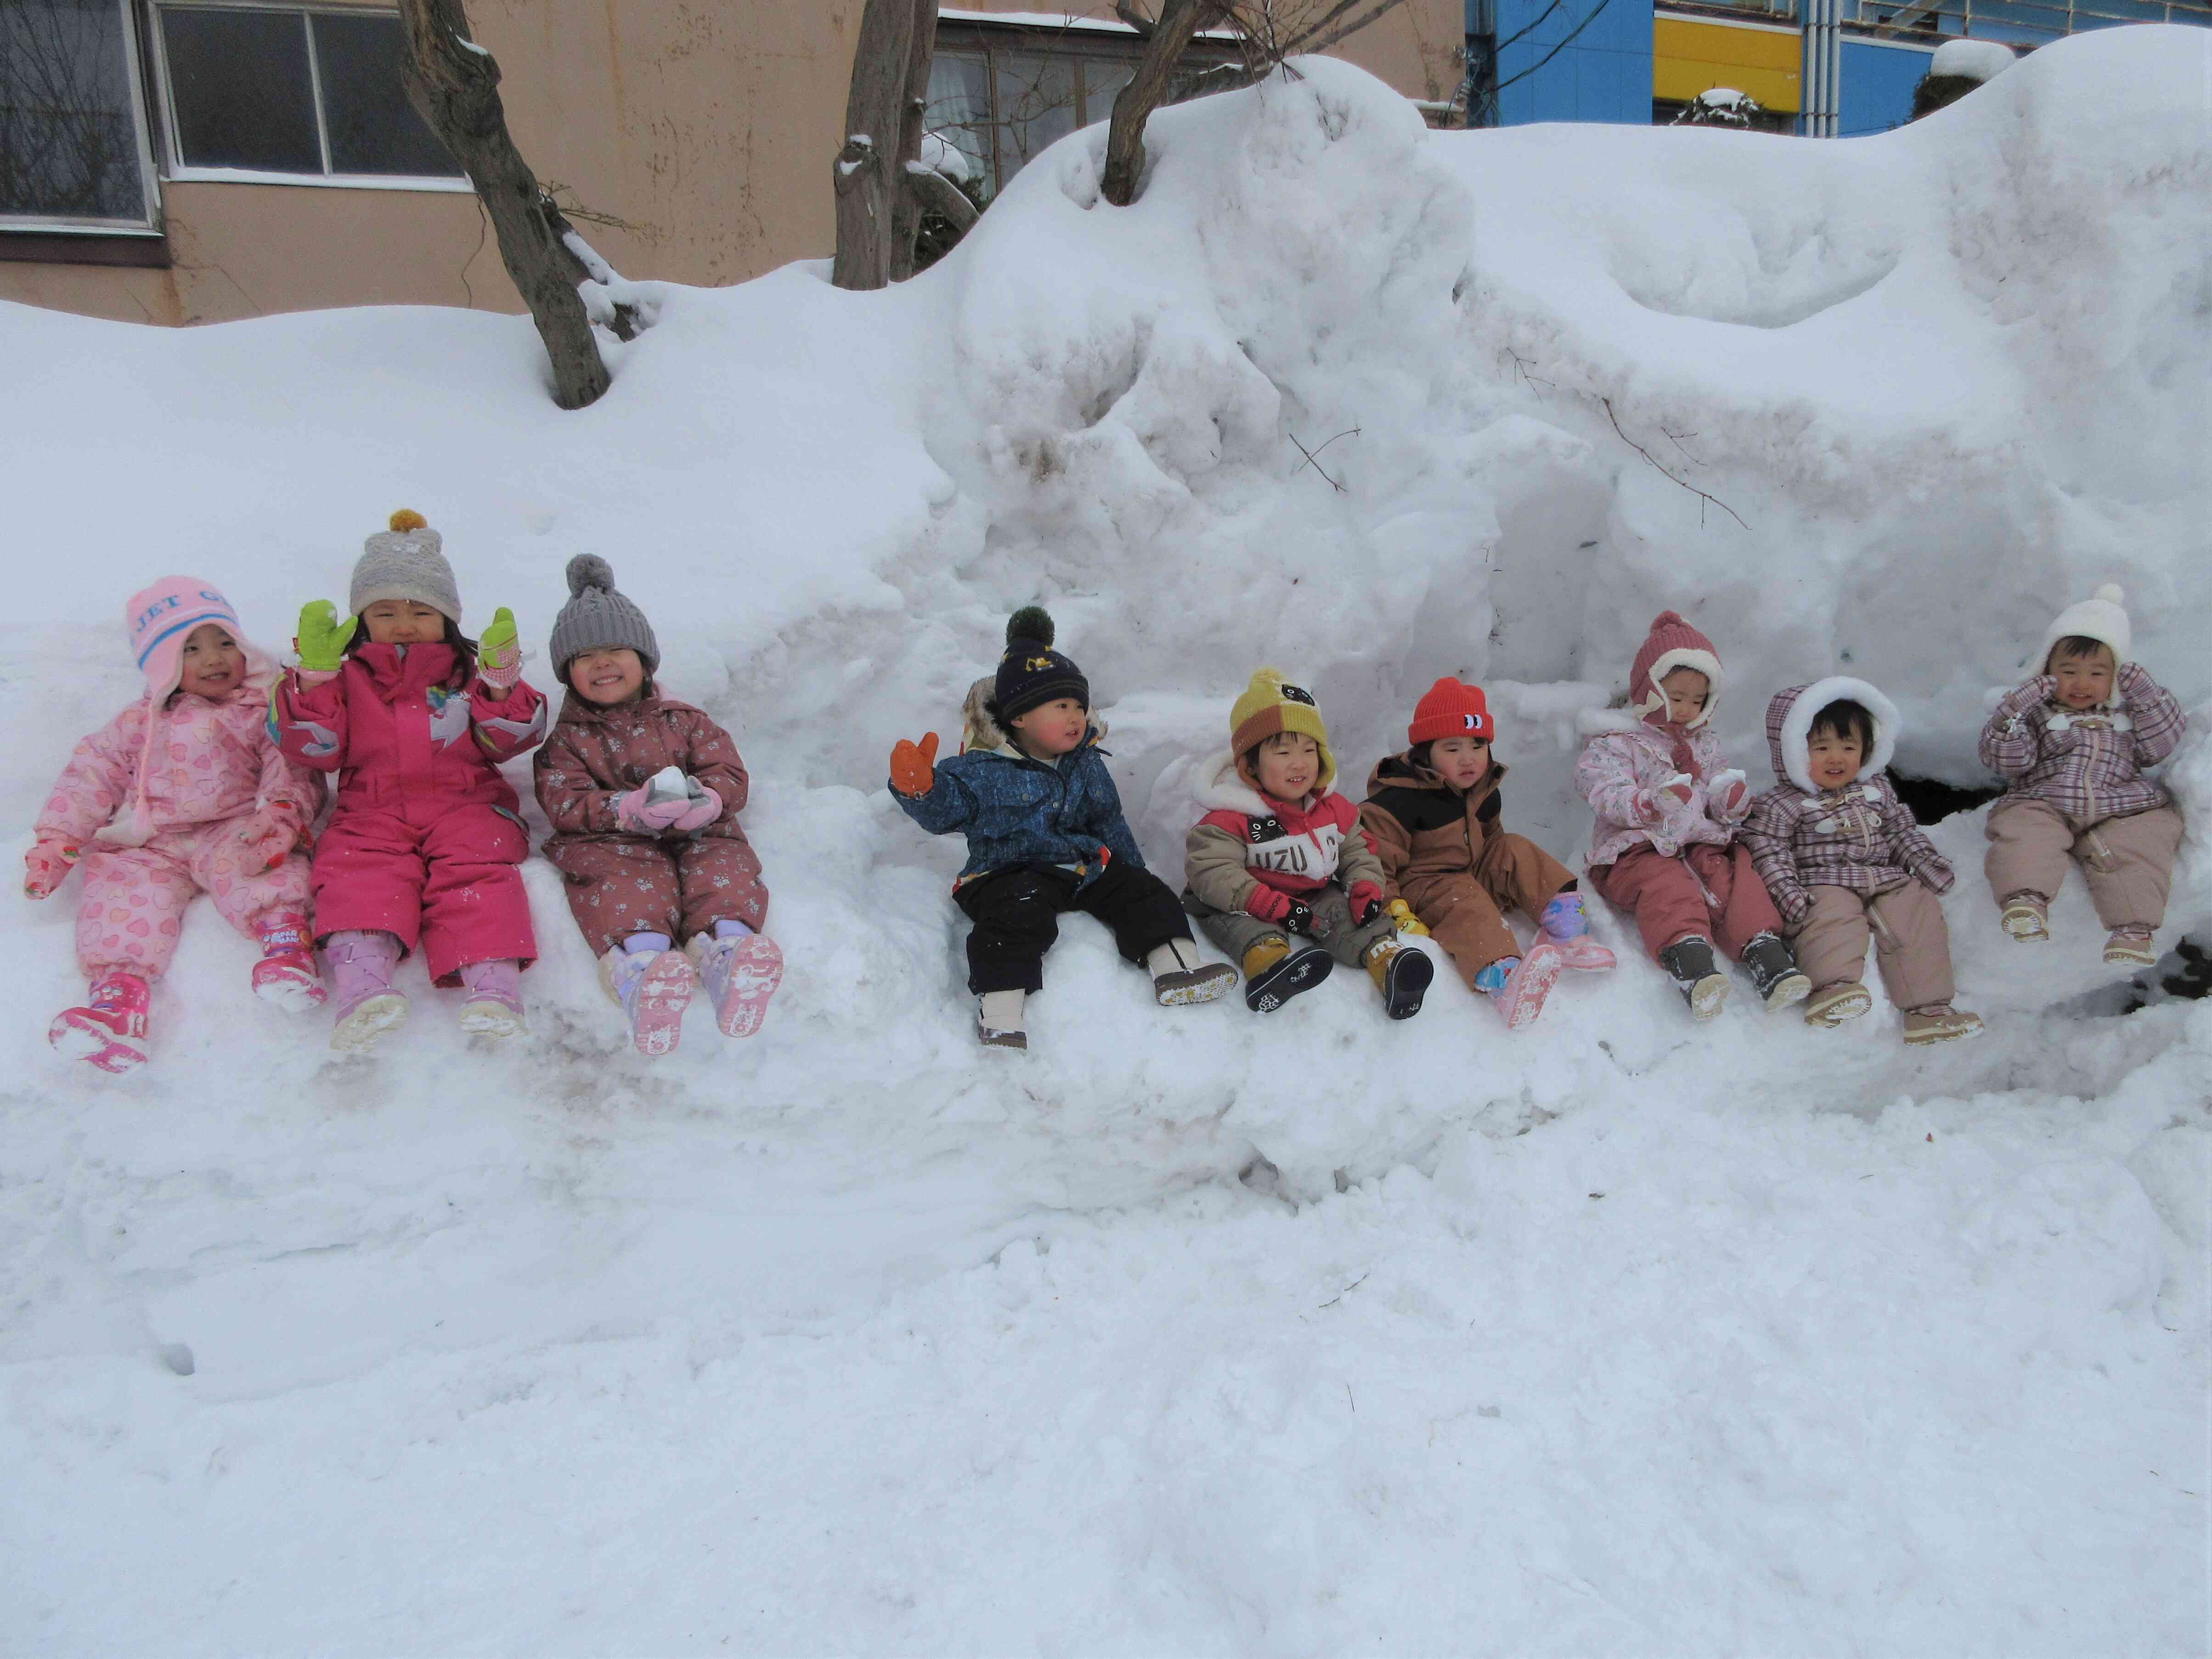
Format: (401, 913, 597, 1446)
(0, 0, 1462, 326)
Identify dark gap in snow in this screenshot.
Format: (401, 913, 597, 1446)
(1888, 769, 2000, 824)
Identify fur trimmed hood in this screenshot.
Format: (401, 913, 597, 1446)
(1764, 677, 1899, 794)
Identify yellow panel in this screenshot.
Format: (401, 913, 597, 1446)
(1653, 16, 1803, 112)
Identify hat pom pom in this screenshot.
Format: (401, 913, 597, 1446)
(1651, 609, 1685, 629)
(2094, 583, 2125, 604)
(566, 553, 615, 597)
(388, 508, 428, 533)
(1005, 605, 1055, 648)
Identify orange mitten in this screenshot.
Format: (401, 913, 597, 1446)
(890, 732, 940, 797)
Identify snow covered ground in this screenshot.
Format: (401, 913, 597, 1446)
(3, 26, 2208, 1654)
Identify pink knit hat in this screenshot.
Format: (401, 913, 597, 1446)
(1629, 609, 1724, 729)
(101, 578, 278, 848)
(126, 576, 247, 701)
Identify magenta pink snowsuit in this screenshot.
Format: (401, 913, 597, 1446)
(37, 684, 320, 980)
(271, 642, 547, 983)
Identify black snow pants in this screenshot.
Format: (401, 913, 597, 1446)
(953, 860, 1193, 994)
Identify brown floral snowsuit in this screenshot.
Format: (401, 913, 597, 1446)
(533, 689, 769, 955)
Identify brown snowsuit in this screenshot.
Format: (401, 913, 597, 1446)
(1358, 751, 1575, 986)
(533, 688, 769, 955)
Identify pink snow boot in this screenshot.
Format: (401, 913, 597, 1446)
(250, 912, 326, 1011)
(1539, 892, 1617, 972)
(1475, 939, 1566, 1032)
(689, 923, 783, 1038)
(327, 929, 407, 1053)
(603, 935, 696, 1057)
(49, 969, 152, 1074)
(457, 958, 527, 1040)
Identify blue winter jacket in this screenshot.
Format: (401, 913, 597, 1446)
(894, 730, 1147, 889)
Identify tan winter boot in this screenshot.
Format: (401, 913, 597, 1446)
(2103, 926, 2157, 966)
(1146, 938, 1237, 1006)
(2000, 892, 2050, 942)
(977, 989, 1027, 1052)
(1803, 981, 1873, 1028)
(1903, 1004, 1985, 1045)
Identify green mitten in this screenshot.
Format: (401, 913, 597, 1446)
(478, 606, 519, 678)
(295, 600, 357, 673)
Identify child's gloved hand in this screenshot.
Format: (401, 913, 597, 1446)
(1708, 769, 1751, 821)
(668, 777, 722, 833)
(476, 608, 522, 690)
(2000, 675, 2058, 716)
(1774, 883, 1812, 927)
(1282, 898, 1317, 937)
(614, 784, 694, 834)
(1349, 881, 1386, 926)
(294, 600, 357, 674)
(1385, 898, 1430, 938)
(23, 839, 79, 899)
(2117, 661, 2154, 705)
(234, 805, 303, 871)
(1632, 774, 1695, 823)
(890, 733, 940, 797)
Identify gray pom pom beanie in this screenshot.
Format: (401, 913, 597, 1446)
(549, 554, 660, 679)
(351, 508, 463, 622)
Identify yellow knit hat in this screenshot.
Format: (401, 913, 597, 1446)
(1230, 668, 1335, 792)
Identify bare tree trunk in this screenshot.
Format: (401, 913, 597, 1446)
(886, 0, 939, 283)
(832, 0, 921, 292)
(395, 0, 610, 411)
(1101, 0, 1215, 208)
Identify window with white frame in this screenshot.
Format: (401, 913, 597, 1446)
(928, 30, 1213, 204)
(0, 0, 162, 230)
(151, 3, 464, 184)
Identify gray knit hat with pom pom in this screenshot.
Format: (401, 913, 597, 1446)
(549, 554, 660, 679)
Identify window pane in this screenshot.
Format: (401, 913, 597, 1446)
(0, 0, 148, 220)
(1081, 60, 1132, 128)
(313, 11, 461, 176)
(161, 6, 321, 173)
(992, 51, 1075, 186)
(925, 52, 993, 196)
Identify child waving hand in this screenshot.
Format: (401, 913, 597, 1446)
(270, 511, 546, 1051)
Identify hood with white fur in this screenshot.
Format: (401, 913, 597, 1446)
(1763, 677, 1899, 795)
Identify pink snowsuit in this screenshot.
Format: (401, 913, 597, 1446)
(37, 685, 320, 980)
(271, 641, 547, 983)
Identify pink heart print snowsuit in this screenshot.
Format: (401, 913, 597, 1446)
(36, 581, 319, 981)
(271, 641, 547, 983)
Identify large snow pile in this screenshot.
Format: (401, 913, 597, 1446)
(3, 25, 2207, 1653)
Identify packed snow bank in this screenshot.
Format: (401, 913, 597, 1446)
(2, 26, 2208, 1654)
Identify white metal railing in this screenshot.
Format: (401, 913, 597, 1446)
(1852, 0, 2212, 43)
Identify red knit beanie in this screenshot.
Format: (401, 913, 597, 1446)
(1629, 609, 1723, 728)
(1408, 677, 1493, 746)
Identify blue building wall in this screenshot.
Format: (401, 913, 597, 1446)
(1484, 0, 1655, 125)
(1836, 38, 1933, 135)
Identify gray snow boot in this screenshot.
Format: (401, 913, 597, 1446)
(1741, 931, 1812, 1010)
(1658, 935, 1729, 1021)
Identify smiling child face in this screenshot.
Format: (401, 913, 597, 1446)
(568, 646, 647, 706)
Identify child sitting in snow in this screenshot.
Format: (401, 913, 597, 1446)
(1575, 610, 1810, 1020)
(1359, 677, 1612, 1031)
(26, 579, 325, 1074)
(1183, 671, 1433, 1019)
(533, 556, 784, 1055)
(271, 510, 547, 1052)
(888, 607, 1236, 1051)
(1980, 584, 2187, 965)
(1742, 681, 1982, 1045)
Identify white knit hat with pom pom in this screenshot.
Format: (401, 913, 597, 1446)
(548, 553, 660, 679)
(2040, 583, 2132, 669)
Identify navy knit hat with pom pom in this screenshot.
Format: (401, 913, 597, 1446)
(992, 605, 1088, 726)
(549, 554, 660, 680)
